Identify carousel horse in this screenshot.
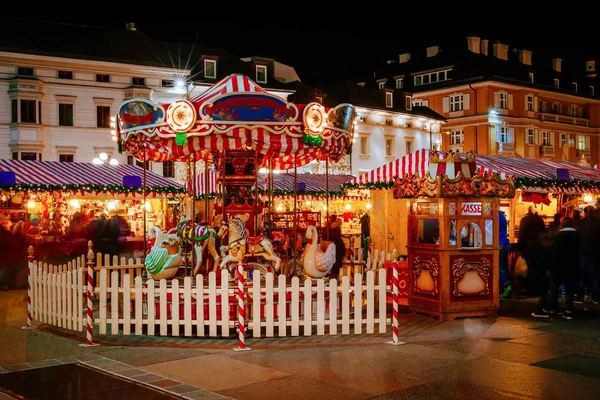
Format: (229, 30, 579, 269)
(219, 215, 281, 272)
(176, 220, 220, 275)
(300, 225, 336, 278)
(145, 226, 182, 280)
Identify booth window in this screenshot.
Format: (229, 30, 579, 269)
(450, 220, 457, 246)
(460, 222, 482, 248)
(418, 219, 440, 245)
(485, 220, 493, 245)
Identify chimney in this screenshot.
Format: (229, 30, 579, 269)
(466, 36, 481, 54)
(585, 60, 596, 76)
(399, 53, 411, 64)
(519, 49, 532, 66)
(481, 39, 489, 56)
(492, 42, 509, 60)
(426, 46, 439, 58)
(552, 58, 562, 73)
(125, 22, 136, 31)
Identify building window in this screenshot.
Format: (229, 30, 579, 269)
(96, 106, 110, 128)
(577, 135, 588, 150)
(128, 155, 150, 170)
(569, 105, 578, 117)
(132, 77, 145, 86)
(11, 100, 17, 123)
(12, 152, 18, 160)
(378, 81, 386, 89)
(386, 92, 393, 108)
(18, 67, 34, 76)
(405, 140, 413, 154)
(256, 65, 267, 83)
(412, 99, 429, 107)
(360, 136, 369, 155)
(163, 161, 174, 178)
(316, 96, 323, 103)
(413, 69, 452, 86)
(20, 100, 36, 123)
(396, 78, 403, 89)
(162, 79, 175, 88)
(498, 126, 511, 143)
(526, 129, 536, 145)
(450, 94, 464, 112)
(59, 154, 74, 162)
(385, 137, 394, 157)
(572, 82, 577, 92)
(58, 70, 73, 79)
(554, 78, 560, 88)
(21, 152, 38, 161)
(541, 131, 551, 146)
(405, 96, 412, 110)
(590, 86, 595, 95)
(560, 133, 568, 147)
(204, 59, 217, 79)
(499, 92, 508, 109)
(526, 95, 534, 111)
(96, 74, 110, 83)
(529, 72, 534, 83)
(58, 104, 74, 126)
(450, 130, 464, 145)
(552, 103, 561, 114)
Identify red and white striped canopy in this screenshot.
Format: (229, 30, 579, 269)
(0, 159, 183, 196)
(348, 149, 600, 193)
(184, 171, 219, 195)
(190, 74, 265, 103)
(594, 164, 599, 170)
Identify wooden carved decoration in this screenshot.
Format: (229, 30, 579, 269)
(451, 257, 491, 297)
(412, 255, 439, 296)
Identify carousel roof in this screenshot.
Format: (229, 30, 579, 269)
(0, 159, 184, 196)
(346, 149, 600, 193)
(117, 74, 356, 170)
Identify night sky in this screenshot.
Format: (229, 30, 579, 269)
(5, 8, 600, 86)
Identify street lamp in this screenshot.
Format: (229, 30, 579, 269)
(92, 152, 119, 166)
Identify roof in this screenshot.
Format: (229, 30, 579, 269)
(369, 43, 599, 99)
(0, 159, 184, 196)
(346, 149, 600, 193)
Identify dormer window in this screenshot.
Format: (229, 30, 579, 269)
(572, 82, 578, 92)
(529, 72, 534, 83)
(132, 77, 145, 86)
(396, 78, 404, 89)
(554, 78, 560, 89)
(204, 59, 217, 79)
(316, 96, 323, 104)
(256, 65, 267, 84)
(386, 92, 393, 108)
(378, 81, 386, 89)
(405, 95, 412, 110)
(18, 66, 34, 77)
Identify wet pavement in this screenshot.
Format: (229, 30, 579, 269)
(1, 289, 599, 399)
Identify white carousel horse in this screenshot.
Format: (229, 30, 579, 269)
(145, 226, 182, 280)
(176, 220, 220, 275)
(300, 225, 336, 278)
(219, 215, 281, 272)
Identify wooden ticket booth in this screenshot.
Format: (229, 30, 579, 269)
(393, 151, 515, 320)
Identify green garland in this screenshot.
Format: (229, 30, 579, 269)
(0, 183, 187, 195)
(193, 188, 347, 200)
(303, 134, 323, 147)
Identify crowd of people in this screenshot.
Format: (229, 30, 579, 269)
(500, 204, 600, 320)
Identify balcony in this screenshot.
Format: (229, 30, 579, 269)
(540, 146, 555, 158)
(539, 112, 589, 127)
(497, 142, 515, 155)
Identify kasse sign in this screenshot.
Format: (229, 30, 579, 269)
(461, 202, 482, 215)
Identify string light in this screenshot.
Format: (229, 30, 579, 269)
(0, 183, 186, 195)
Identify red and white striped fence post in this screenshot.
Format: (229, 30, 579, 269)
(80, 241, 99, 347)
(21, 245, 35, 330)
(387, 261, 406, 345)
(233, 262, 251, 352)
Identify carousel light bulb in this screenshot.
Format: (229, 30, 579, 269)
(145, 201, 152, 212)
(366, 202, 372, 210)
(305, 200, 311, 206)
(276, 204, 283, 212)
(109, 158, 119, 166)
(27, 200, 36, 209)
(111, 130, 116, 135)
(106, 200, 117, 211)
(99, 153, 108, 161)
(322, 205, 327, 210)
(69, 199, 80, 208)
(110, 116, 116, 122)
(110, 122, 116, 128)
(111, 136, 117, 142)
(345, 203, 351, 210)
(584, 194, 593, 202)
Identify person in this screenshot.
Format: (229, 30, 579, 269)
(8, 221, 29, 289)
(571, 209, 582, 230)
(422, 226, 440, 244)
(499, 211, 512, 299)
(0, 215, 14, 290)
(325, 214, 345, 275)
(360, 211, 371, 263)
(576, 206, 599, 304)
(518, 206, 546, 294)
(532, 217, 579, 319)
(548, 213, 562, 241)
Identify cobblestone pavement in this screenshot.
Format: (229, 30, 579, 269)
(1, 289, 599, 399)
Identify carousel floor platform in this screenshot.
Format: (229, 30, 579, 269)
(2, 289, 600, 400)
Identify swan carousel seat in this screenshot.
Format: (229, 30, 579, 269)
(145, 228, 182, 280)
(301, 225, 336, 278)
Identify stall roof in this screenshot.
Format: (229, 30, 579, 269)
(345, 149, 600, 193)
(0, 159, 185, 196)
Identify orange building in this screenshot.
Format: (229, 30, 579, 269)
(371, 36, 600, 165)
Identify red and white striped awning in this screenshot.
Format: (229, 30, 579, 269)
(190, 74, 265, 103)
(184, 171, 219, 195)
(594, 164, 599, 170)
(0, 159, 183, 196)
(347, 149, 600, 193)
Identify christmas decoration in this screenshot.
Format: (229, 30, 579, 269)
(0, 183, 186, 196)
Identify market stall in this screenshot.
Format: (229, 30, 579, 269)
(0, 159, 185, 262)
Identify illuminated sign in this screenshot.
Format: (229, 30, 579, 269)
(461, 202, 482, 215)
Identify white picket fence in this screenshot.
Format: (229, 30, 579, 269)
(27, 246, 396, 340)
(95, 268, 389, 337)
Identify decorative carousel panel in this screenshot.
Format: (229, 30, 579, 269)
(411, 254, 440, 297)
(439, 172, 516, 198)
(118, 98, 166, 134)
(199, 93, 298, 122)
(326, 103, 356, 133)
(393, 174, 420, 199)
(450, 254, 494, 300)
(417, 174, 440, 198)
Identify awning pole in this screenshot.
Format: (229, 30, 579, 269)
(191, 154, 196, 276)
(326, 157, 330, 240)
(142, 144, 147, 266)
(293, 155, 298, 265)
(268, 157, 273, 238)
(204, 155, 209, 225)
(254, 149, 259, 235)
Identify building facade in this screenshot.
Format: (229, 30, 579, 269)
(368, 36, 600, 166)
(0, 19, 297, 179)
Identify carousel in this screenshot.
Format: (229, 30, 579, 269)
(116, 73, 356, 280)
